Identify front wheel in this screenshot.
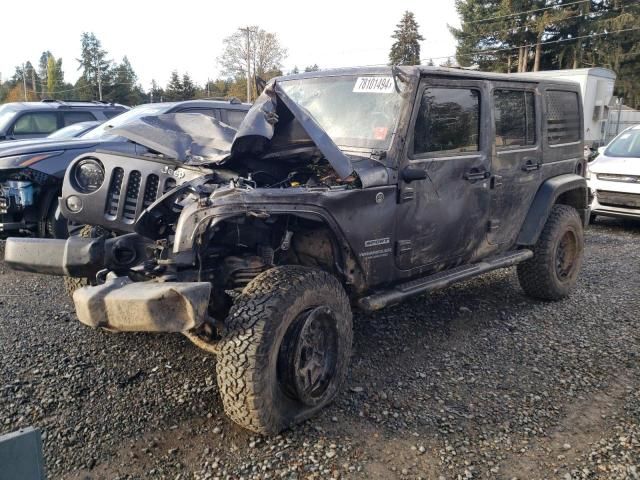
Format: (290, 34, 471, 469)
(216, 266, 352, 434)
(517, 204, 584, 300)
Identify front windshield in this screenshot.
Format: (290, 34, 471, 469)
(0, 105, 17, 131)
(279, 75, 404, 150)
(605, 128, 640, 158)
(81, 104, 169, 140)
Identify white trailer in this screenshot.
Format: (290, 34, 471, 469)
(514, 68, 617, 147)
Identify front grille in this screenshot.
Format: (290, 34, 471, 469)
(597, 190, 640, 209)
(104, 169, 176, 223)
(105, 167, 124, 219)
(63, 152, 206, 235)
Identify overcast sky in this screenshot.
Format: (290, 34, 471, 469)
(0, 0, 460, 89)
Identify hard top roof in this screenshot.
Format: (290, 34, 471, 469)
(276, 65, 581, 87)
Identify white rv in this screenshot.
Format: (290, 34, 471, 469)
(515, 68, 617, 147)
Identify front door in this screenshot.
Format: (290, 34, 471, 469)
(395, 79, 492, 273)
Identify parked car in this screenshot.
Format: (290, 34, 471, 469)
(0, 99, 251, 237)
(0, 100, 128, 142)
(46, 120, 103, 139)
(587, 124, 640, 221)
(5, 67, 588, 434)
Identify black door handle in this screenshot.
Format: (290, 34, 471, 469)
(522, 160, 541, 171)
(464, 169, 490, 182)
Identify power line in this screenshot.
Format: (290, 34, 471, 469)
(424, 26, 640, 63)
(467, 0, 590, 24)
(458, 10, 610, 40)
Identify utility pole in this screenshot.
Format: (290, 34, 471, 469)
(241, 26, 252, 102)
(97, 64, 103, 101)
(21, 64, 28, 101)
(207, 78, 210, 97)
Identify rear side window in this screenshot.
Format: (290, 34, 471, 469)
(546, 90, 580, 145)
(12, 112, 58, 134)
(414, 87, 480, 155)
(63, 111, 97, 126)
(494, 90, 536, 147)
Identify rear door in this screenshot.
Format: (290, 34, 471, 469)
(395, 78, 492, 272)
(488, 83, 542, 245)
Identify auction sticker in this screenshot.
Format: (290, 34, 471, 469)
(353, 76, 395, 93)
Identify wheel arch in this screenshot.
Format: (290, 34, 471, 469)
(517, 174, 589, 246)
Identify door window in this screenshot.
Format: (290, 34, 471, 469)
(494, 90, 536, 147)
(63, 111, 97, 126)
(12, 112, 58, 134)
(413, 88, 480, 155)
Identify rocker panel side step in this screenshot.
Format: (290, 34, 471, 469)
(358, 249, 533, 312)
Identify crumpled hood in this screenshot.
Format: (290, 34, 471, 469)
(590, 154, 640, 176)
(110, 81, 355, 180)
(0, 138, 101, 159)
(231, 81, 354, 179)
(110, 113, 237, 163)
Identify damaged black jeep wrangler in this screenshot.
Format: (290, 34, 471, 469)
(5, 67, 588, 434)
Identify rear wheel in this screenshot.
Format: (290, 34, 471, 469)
(517, 204, 584, 300)
(63, 225, 108, 298)
(216, 266, 352, 434)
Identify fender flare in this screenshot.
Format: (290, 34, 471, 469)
(517, 174, 589, 246)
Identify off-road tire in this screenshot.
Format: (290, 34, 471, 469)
(216, 265, 352, 434)
(63, 225, 107, 298)
(517, 204, 584, 300)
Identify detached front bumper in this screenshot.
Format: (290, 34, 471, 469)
(73, 277, 211, 332)
(4, 235, 212, 332)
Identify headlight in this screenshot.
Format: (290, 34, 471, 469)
(73, 158, 104, 193)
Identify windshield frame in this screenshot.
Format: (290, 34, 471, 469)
(605, 127, 640, 158)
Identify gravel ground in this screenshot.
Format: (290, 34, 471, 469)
(1, 217, 639, 480)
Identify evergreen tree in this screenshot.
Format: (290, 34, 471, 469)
(451, 0, 640, 106)
(165, 71, 183, 101)
(389, 11, 424, 65)
(304, 64, 320, 72)
(108, 56, 143, 105)
(181, 73, 197, 100)
(150, 79, 165, 102)
(77, 32, 111, 100)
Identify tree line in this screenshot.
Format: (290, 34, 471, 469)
(1, 6, 638, 108)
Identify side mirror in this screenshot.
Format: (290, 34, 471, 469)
(597, 146, 606, 155)
(402, 167, 427, 183)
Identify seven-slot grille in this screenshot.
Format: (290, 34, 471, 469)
(104, 168, 177, 223)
